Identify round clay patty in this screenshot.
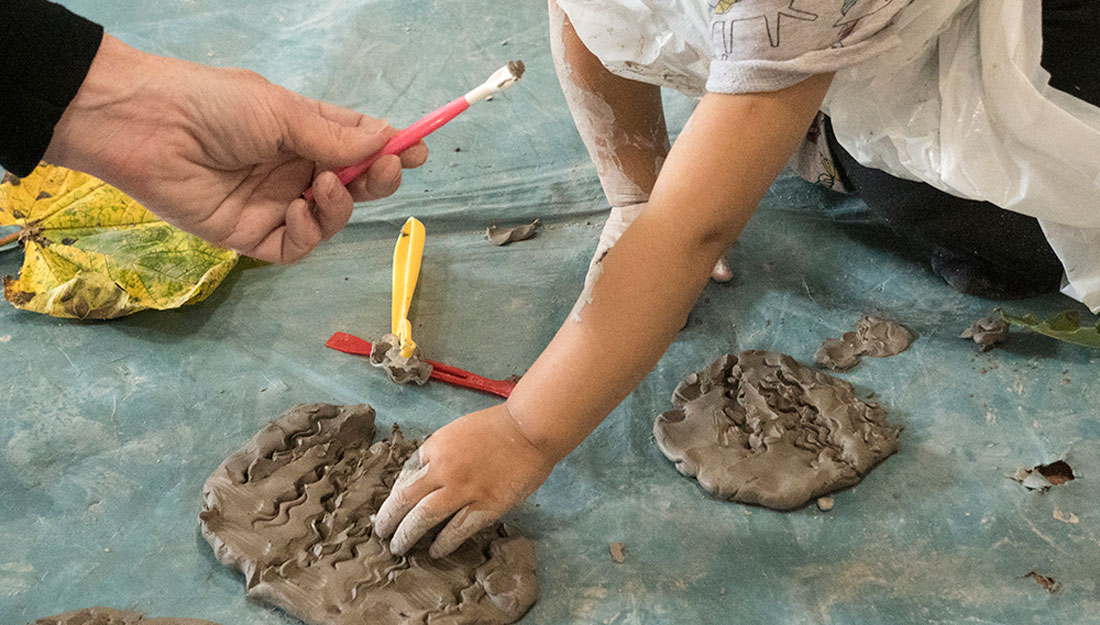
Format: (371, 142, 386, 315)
(200, 403, 538, 625)
(654, 351, 901, 510)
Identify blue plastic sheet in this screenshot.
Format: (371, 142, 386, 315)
(3, 2, 1099, 624)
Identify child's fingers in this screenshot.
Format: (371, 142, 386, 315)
(389, 490, 462, 556)
(428, 506, 498, 559)
(375, 451, 433, 539)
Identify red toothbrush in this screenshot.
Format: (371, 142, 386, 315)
(325, 331, 518, 399)
(304, 61, 525, 202)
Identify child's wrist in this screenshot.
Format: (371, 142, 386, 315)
(502, 398, 574, 464)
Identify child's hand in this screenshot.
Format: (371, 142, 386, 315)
(374, 404, 557, 558)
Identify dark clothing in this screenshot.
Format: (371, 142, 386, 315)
(0, 0, 103, 177)
(826, 0, 1100, 299)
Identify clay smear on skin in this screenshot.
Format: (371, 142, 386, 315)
(655, 351, 901, 510)
(570, 257, 602, 323)
(549, 3, 667, 208)
(32, 607, 220, 625)
(200, 403, 538, 625)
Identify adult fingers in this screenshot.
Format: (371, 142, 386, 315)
(238, 198, 321, 264)
(310, 96, 390, 130)
(281, 93, 389, 167)
(398, 141, 429, 169)
(307, 98, 423, 169)
(428, 506, 498, 559)
(311, 171, 354, 240)
(389, 490, 464, 557)
(347, 155, 403, 202)
(375, 451, 434, 539)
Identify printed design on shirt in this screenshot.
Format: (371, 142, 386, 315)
(817, 154, 841, 188)
(711, 0, 903, 58)
(833, 0, 897, 45)
(804, 118, 840, 188)
(791, 113, 849, 193)
(835, 0, 894, 26)
(711, 1, 819, 56)
(712, 0, 743, 15)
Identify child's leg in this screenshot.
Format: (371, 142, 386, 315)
(548, 0, 732, 282)
(823, 0, 1100, 300)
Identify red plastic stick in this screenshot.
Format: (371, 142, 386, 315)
(325, 331, 517, 399)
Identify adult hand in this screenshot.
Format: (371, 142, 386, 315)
(45, 35, 427, 263)
(374, 404, 557, 558)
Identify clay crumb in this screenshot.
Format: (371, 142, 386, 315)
(816, 496, 835, 512)
(609, 542, 626, 564)
(960, 316, 1009, 351)
(487, 219, 540, 246)
(1009, 460, 1075, 491)
(815, 316, 915, 371)
(1024, 571, 1061, 594)
(1053, 508, 1080, 524)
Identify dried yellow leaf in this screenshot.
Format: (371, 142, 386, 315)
(1, 163, 238, 319)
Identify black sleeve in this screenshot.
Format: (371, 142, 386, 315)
(0, 0, 103, 177)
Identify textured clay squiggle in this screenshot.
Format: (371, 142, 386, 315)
(369, 333, 433, 385)
(200, 403, 539, 625)
(654, 351, 901, 510)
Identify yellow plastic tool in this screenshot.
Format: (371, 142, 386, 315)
(391, 217, 426, 359)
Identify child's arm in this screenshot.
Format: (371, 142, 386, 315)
(375, 74, 834, 558)
(548, 0, 733, 282)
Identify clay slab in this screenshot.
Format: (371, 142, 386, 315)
(32, 607, 220, 625)
(200, 403, 538, 625)
(654, 351, 901, 510)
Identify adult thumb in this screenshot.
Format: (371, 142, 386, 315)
(281, 96, 390, 167)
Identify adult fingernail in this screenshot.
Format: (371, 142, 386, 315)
(326, 173, 342, 201)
